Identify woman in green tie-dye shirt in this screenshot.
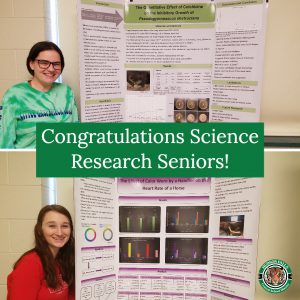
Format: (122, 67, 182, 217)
(0, 41, 78, 149)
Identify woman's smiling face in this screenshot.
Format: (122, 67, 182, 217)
(41, 211, 71, 256)
(29, 50, 62, 87)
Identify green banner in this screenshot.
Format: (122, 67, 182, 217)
(124, 3, 215, 24)
(217, 0, 263, 8)
(213, 80, 258, 86)
(36, 123, 264, 178)
(81, 0, 123, 9)
(86, 98, 124, 105)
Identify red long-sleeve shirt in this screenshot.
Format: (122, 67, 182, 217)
(7, 251, 74, 300)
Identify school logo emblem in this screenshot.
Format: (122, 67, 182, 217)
(258, 259, 292, 293)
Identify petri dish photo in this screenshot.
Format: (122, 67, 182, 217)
(187, 113, 196, 123)
(174, 111, 185, 122)
(174, 98, 185, 110)
(198, 99, 209, 110)
(186, 99, 196, 110)
(199, 113, 208, 123)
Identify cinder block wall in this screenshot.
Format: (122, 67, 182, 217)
(57, 178, 75, 218)
(0, 0, 45, 100)
(0, 152, 43, 299)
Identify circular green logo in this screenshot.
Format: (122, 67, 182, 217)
(258, 259, 292, 293)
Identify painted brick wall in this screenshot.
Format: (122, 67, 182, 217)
(0, 152, 42, 299)
(0, 0, 45, 100)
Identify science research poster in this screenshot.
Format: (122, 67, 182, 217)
(77, 0, 267, 124)
(75, 0, 268, 299)
(75, 177, 262, 299)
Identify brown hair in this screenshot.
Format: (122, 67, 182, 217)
(26, 41, 65, 76)
(14, 205, 75, 290)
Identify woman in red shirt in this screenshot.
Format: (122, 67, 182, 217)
(7, 205, 75, 300)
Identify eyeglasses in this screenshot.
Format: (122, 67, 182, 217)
(35, 59, 62, 71)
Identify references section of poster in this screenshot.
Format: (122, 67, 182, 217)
(211, 0, 267, 122)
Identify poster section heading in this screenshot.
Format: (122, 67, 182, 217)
(124, 3, 215, 24)
(36, 122, 264, 177)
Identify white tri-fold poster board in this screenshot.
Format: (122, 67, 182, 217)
(77, 0, 268, 123)
(75, 0, 267, 299)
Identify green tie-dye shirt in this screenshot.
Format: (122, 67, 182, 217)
(0, 82, 79, 149)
